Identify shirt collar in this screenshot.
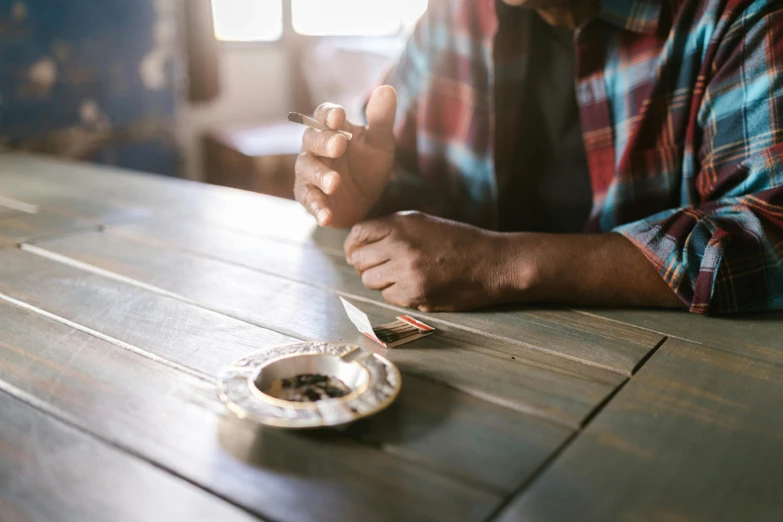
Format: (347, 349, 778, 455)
(598, 0, 663, 34)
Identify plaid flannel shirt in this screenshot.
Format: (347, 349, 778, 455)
(373, 0, 783, 313)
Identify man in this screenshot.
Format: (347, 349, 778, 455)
(294, 0, 783, 314)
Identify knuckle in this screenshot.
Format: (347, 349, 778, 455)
(295, 152, 309, 172)
(294, 181, 305, 204)
(350, 248, 362, 267)
(302, 129, 316, 150)
(301, 184, 317, 208)
(397, 290, 419, 309)
(351, 224, 368, 243)
(315, 102, 332, 118)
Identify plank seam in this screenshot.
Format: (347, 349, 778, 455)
(21, 243, 625, 428)
(572, 309, 741, 362)
(4, 225, 103, 248)
(484, 336, 670, 522)
(0, 383, 270, 522)
(0, 292, 216, 384)
(398, 367, 576, 431)
(0, 194, 40, 213)
(97, 227, 634, 378)
(21, 242, 587, 430)
(379, 444, 510, 497)
(21, 243, 310, 344)
(14, 243, 587, 486)
(105, 221, 348, 259)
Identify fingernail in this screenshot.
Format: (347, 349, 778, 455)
(316, 208, 330, 225)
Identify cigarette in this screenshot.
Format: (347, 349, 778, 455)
(288, 112, 352, 141)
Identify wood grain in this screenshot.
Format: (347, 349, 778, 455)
(0, 390, 260, 522)
(105, 218, 664, 375)
(0, 299, 506, 521)
(0, 212, 98, 246)
(583, 308, 783, 365)
(0, 248, 294, 376)
(0, 207, 23, 219)
(0, 154, 345, 252)
(29, 231, 625, 428)
(496, 337, 783, 522)
(5, 158, 664, 376)
(0, 176, 147, 223)
(0, 248, 572, 495)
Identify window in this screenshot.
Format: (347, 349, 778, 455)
(212, 0, 284, 42)
(212, 0, 428, 42)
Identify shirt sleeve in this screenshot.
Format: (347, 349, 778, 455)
(366, 8, 448, 218)
(615, 2, 783, 313)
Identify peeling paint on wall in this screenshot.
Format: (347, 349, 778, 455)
(27, 56, 56, 93)
(0, 0, 181, 176)
(10, 1, 26, 21)
(139, 0, 177, 91)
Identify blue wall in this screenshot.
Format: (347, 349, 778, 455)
(0, 0, 180, 176)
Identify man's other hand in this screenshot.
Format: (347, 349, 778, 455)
(344, 212, 521, 312)
(294, 85, 398, 229)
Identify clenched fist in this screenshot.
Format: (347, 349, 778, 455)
(344, 212, 527, 312)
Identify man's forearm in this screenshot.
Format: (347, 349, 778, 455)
(502, 232, 685, 309)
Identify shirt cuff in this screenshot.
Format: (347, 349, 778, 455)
(612, 209, 731, 314)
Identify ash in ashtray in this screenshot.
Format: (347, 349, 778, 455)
(266, 374, 352, 402)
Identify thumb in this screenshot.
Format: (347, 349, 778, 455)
(365, 85, 397, 150)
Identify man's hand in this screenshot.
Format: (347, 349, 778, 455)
(294, 85, 398, 229)
(344, 212, 685, 312)
(344, 212, 521, 312)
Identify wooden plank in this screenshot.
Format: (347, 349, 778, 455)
(0, 154, 345, 252)
(106, 218, 664, 375)
(0, 248, 572, 495)
(0, 390, 259, 522)
(0, 248, 293, 376)
(0, 299, 503, 521)
(1, 155, 664, 373)
(583, 308, 783, 366)
(29, 231, 625, 428)
(496, 337, 783, 522)
(0, 207, 23, 219)
(345, 375, 572, 491)
(0, 212, 97, 246)
(0, 176, 148, 223)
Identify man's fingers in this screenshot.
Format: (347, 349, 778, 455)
(344, 217, 394, 259)
(294, 180, 332, 226)
(361, 264, 395, 291)
(301, 128, 347, 159)
(348, 241, 391, 273)
(365, 85, 398, 150)
(381, 285, 421, 310)
(312, 102, 357, 133)
(295, 153, 341, 195)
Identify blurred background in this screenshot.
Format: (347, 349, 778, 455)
(0, 0, 427, 197)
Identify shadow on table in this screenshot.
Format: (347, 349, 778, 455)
(216, 380, 455, 475)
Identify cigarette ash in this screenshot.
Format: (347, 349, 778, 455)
(266, 373, 352, 402)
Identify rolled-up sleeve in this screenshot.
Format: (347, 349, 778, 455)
(615, 4, 783, 313)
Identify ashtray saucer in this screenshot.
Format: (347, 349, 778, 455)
(217, 342, 401, 428)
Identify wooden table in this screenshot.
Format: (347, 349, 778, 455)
(0, 153, 781, 522)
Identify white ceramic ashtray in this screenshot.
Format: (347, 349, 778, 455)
(217, 342, 401, 428)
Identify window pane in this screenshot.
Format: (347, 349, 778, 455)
(212, 0, 283, 42)
(292, 0, 427, 36)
